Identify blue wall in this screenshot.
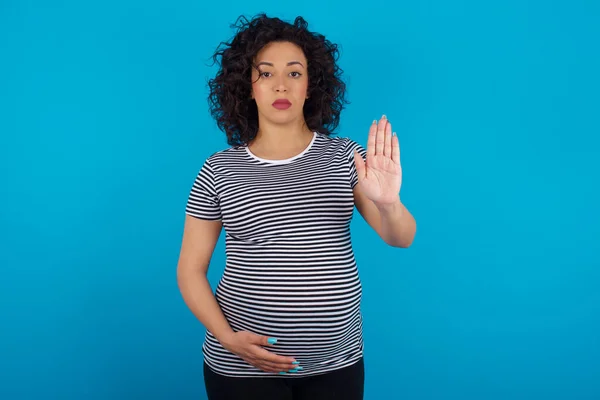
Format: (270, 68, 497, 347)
(1, 1, 599, 399)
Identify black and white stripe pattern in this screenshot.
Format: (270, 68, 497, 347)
(186, 132, 368, 378)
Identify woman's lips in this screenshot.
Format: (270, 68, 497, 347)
(272, 99, 292, 110)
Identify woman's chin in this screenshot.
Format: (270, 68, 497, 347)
(263, 111, 303, 125)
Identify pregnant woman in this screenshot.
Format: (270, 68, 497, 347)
(176, 13, 416, 400)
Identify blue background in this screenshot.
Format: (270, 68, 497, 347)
(1, 1, 599, 399)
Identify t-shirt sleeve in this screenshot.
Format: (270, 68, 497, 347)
(185, 159, 222, 221)
(347, 139, 368, 189)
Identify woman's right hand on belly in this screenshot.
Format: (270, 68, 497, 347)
(220, 331, 300, 373)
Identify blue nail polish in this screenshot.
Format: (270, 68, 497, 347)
(267, 338, 277, 344)
(292, 361, 299, 364)
(279, 371, 286, 375)
(288, 368, 299, 373)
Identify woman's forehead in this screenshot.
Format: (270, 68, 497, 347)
(254, 41, 307, 64)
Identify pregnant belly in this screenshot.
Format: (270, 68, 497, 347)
(215, 270, 363, 357)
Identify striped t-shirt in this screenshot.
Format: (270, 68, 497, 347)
(185, 131, 368, 378)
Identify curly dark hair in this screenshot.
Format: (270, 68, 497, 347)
(207, 13, 349, 147)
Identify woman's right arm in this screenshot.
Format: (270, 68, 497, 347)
(176, 215, 235, 344)
(176, 215, 299, 373)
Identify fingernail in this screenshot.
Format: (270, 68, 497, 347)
(393, 131, 397, 136)
(382, 114, 387, 119)
(267, 338, 277, 344)
(292, 361, 299, 364)
(372, 120, 377, 124)
(279, 372, 286, 375)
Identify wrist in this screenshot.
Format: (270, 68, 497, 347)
(215, 328, 236, 348)
(375, 197, 404, 216)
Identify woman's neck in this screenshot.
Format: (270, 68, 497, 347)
(249, 119, 314, 158)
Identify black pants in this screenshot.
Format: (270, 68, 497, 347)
(204, 358, 365, 400)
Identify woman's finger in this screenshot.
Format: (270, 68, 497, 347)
(367, 119, 377, 160)
(384, 119, 393, 157)
(375, 116, 387, 155)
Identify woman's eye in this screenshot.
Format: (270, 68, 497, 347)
(259, 71, 301, 78)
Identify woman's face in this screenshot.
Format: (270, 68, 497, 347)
(250, 41, 309, 126)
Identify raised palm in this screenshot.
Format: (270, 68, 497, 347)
(353, 116, 402, 205)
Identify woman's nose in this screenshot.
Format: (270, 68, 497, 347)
(273, 77, 288, 92)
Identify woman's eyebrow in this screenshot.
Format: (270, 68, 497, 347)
(255, 61, 305, 68)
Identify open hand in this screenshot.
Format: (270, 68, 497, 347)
(353, 115, 402, 206)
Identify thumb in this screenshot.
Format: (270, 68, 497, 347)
(255, 334, 278, 347)
(354, 150, 366, 182)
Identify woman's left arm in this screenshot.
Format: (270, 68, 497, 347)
(354, 189, 416, 248)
